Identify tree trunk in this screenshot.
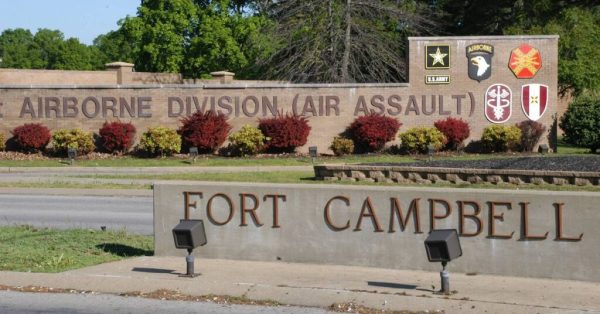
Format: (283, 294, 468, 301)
(328, 0, 338, 81)
(341, 0, 352, 82)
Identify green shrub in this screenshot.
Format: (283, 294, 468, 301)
(139, 126, 181, 157)
(330, 136, 354, 156)
(560, 93, 600, 153)
(51, 129, 95, 156)
(0, 133, 5, 151)
(480, 125, 522, 152)
(228, 125, 268, 156)
(398, 127, 446, 154)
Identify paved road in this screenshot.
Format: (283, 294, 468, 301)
(0, 290, 330, 314)
(0, 194, 153, 235)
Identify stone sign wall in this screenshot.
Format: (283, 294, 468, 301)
(154, 181, 598, 282)
(0, 35, 558, 153)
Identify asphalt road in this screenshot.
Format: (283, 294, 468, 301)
(0, 194, 153, 235)
(0, 291, 330, 314)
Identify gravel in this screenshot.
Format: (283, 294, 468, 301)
(366, 156, 600, 173)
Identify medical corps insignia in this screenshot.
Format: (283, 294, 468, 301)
(521, 84, 549, 121)
(509, 44, 542, 79)
(466, 43, 493, 82)
(485, 84, 512, 123)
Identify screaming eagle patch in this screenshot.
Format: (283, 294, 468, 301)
(466, 43, 493, 82)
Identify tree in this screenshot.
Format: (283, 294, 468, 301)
(432, 0, 521, 35)
(184, 0, 271, 78)
(120, 0, 198, 73)
(258, 0, 440, 83)
(0, 28, 45, 69)
(506, 6, 600, 95)
(93, 28, 136, 65)
(33, 29, 66, 69)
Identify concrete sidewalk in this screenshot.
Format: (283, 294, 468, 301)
(1, 257, 598, 313)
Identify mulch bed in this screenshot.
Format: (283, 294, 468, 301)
(366, 156, 600, 173)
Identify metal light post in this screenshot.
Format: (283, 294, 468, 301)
(424, 229, 462, 294)
(172, 219, 207, 277)
(309, 146, 318, 164)
(189, 147, 198, 164)
(67, 147, 77, 165)
(427, 144, 436, 162)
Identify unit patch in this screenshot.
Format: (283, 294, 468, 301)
(466, 43, 493, 82)
(425, 75, 450, 85)
(509, 44, 542, 79)
(425, 45, 450, 69)
(485, 84, 512, 123)
(521, 84, 549, 121)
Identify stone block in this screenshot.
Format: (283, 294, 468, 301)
(530, 177, 545, 185)
(368, 171, 385, 180)
(446, 173, 462, 184)
(508, 176, 524, 185)
(575, 178, 591, 186)
(468, 175, 483, 184)
(487, 175, 503, 184)
(351, 171, 367, 179)
(552, 177, 569, 186)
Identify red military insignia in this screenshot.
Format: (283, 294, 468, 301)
(521, 84, 549, 121)
(509, 44, 542, 79)
(485, 84, 512, 123)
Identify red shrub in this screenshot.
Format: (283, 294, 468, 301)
(258, 114, 311, 153)
(178, 111, 231, 153)
(11, 123, 51, 153)
(516, 120, 546, 152)
(99, 121, 136, 153)
(348, 114, 401, 152)
(434, 117, 470, 150)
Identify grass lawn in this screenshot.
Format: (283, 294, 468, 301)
(0, 225, 153, 273)
(0, 155, 416, 167)
(77, 171, 600, 192)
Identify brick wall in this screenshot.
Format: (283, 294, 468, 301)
(0, 36, 558, 153)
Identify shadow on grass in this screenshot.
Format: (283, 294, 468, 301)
(299, 177, 317, 181)
(96, 243, 154, 257)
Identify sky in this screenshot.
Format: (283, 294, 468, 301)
(0, 0, 140, 45)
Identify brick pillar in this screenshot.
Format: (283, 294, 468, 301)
(210, 71, 235, 84)
(105, 62, 135, 84)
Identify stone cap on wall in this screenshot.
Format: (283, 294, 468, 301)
(408, 35, 560, 41)
(105, 62, 135, 71)
(210, 71, 236, 83)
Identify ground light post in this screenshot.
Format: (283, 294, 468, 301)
(189, 146, 198, 164)
(309, 146, 318, 164)
(67, 147, 77, 165)
(424, 229, 462, 294)
(172, 219, 207, 277)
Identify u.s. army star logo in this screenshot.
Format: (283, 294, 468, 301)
(425, 45, 450, 70)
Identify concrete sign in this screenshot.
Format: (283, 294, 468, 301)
(153, 182, 598, 282)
